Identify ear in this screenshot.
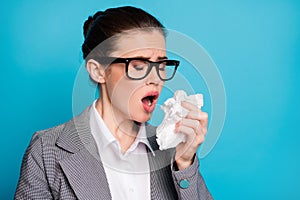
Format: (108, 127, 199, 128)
(86, 59, 106, 83)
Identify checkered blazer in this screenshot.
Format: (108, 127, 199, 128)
(15, 106, 213, 200)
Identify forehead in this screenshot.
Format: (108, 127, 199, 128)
(110, 30, 166, 58)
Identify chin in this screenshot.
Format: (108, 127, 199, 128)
(132, 113, 152, 123)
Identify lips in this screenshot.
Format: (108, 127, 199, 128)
(141, 91, 159, 113)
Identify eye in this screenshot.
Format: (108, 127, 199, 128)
(133, 65, 145, 71)
(130, 60, 148, 71)
(159, 62, 167, 71)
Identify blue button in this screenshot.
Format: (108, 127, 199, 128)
(179, 179, 190, 189)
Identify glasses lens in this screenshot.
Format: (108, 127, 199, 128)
(127, 60, 149, 79)
(127, 59, 178, 80)
(158, 61, 177, 80)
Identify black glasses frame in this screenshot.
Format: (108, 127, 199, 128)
(95, 57, 180, 81)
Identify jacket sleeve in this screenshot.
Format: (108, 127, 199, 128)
(14, 133, 53, 200)
(171, 157, 213, 200)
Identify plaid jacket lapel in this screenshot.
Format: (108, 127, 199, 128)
(146, 124, 178, 200)
(56, 107, 112, 200)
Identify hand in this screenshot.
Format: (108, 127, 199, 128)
(174, 101, 208, 170)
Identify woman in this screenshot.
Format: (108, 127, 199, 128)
(15, 6, 212, 200)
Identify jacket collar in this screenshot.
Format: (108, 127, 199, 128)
(56, 106, 95, 153)
(56, 106, 112, 199)
(55, 106, 176, 199)
(56, 106, 159, 154)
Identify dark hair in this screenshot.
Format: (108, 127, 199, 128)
(81, 6, 166, 59)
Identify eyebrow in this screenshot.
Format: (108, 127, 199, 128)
(130, 56, 168, 61)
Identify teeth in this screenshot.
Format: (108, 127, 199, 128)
(148, 99, 152, 106)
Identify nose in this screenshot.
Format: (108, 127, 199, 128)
(145, 65, 161, 85)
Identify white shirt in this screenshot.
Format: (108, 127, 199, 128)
(89, 100, 155, 200)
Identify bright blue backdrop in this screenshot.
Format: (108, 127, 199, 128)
(1, 0, 299, 199)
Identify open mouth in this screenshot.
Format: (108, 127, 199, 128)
(141, 91, 159, 112)
(142, 95, 157, 106)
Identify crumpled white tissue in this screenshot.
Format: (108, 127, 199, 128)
(156, 90, 203, 150)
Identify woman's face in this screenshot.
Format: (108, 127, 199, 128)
(104, 30, 166, 123)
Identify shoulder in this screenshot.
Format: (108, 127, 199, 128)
(22, 121, 71, 165)
(28, 106, 91, 150)
(28, 121, 68, 149)
(32, 123, 65, 141)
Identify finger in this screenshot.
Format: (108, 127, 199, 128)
(181, 101, 208, 127)
(175, 125, 205, 147)
(179, 118, 207, 136)
(181, 101, 199, 111)
(175, 125, 195, 142)
(177, 118, 201, 134)
(186, 111, 208, 127)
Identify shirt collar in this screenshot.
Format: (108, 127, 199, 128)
(90, 100, 155, 156)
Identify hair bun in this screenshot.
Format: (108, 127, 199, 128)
(83, 16, 94, 39)
(83, 11, 105, 39)
(82, 7, 165, 59)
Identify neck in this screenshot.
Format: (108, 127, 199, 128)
(95, 92, 140, 153)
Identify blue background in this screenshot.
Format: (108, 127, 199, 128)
(1, 0, 299, 199)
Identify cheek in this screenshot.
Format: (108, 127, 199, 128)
(108, 74, 142, 113)
(106, 67, 127, 100)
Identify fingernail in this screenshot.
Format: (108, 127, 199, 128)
(174, 125, 179, 132)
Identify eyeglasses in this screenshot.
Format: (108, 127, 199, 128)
(95, 57, 180, 81)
